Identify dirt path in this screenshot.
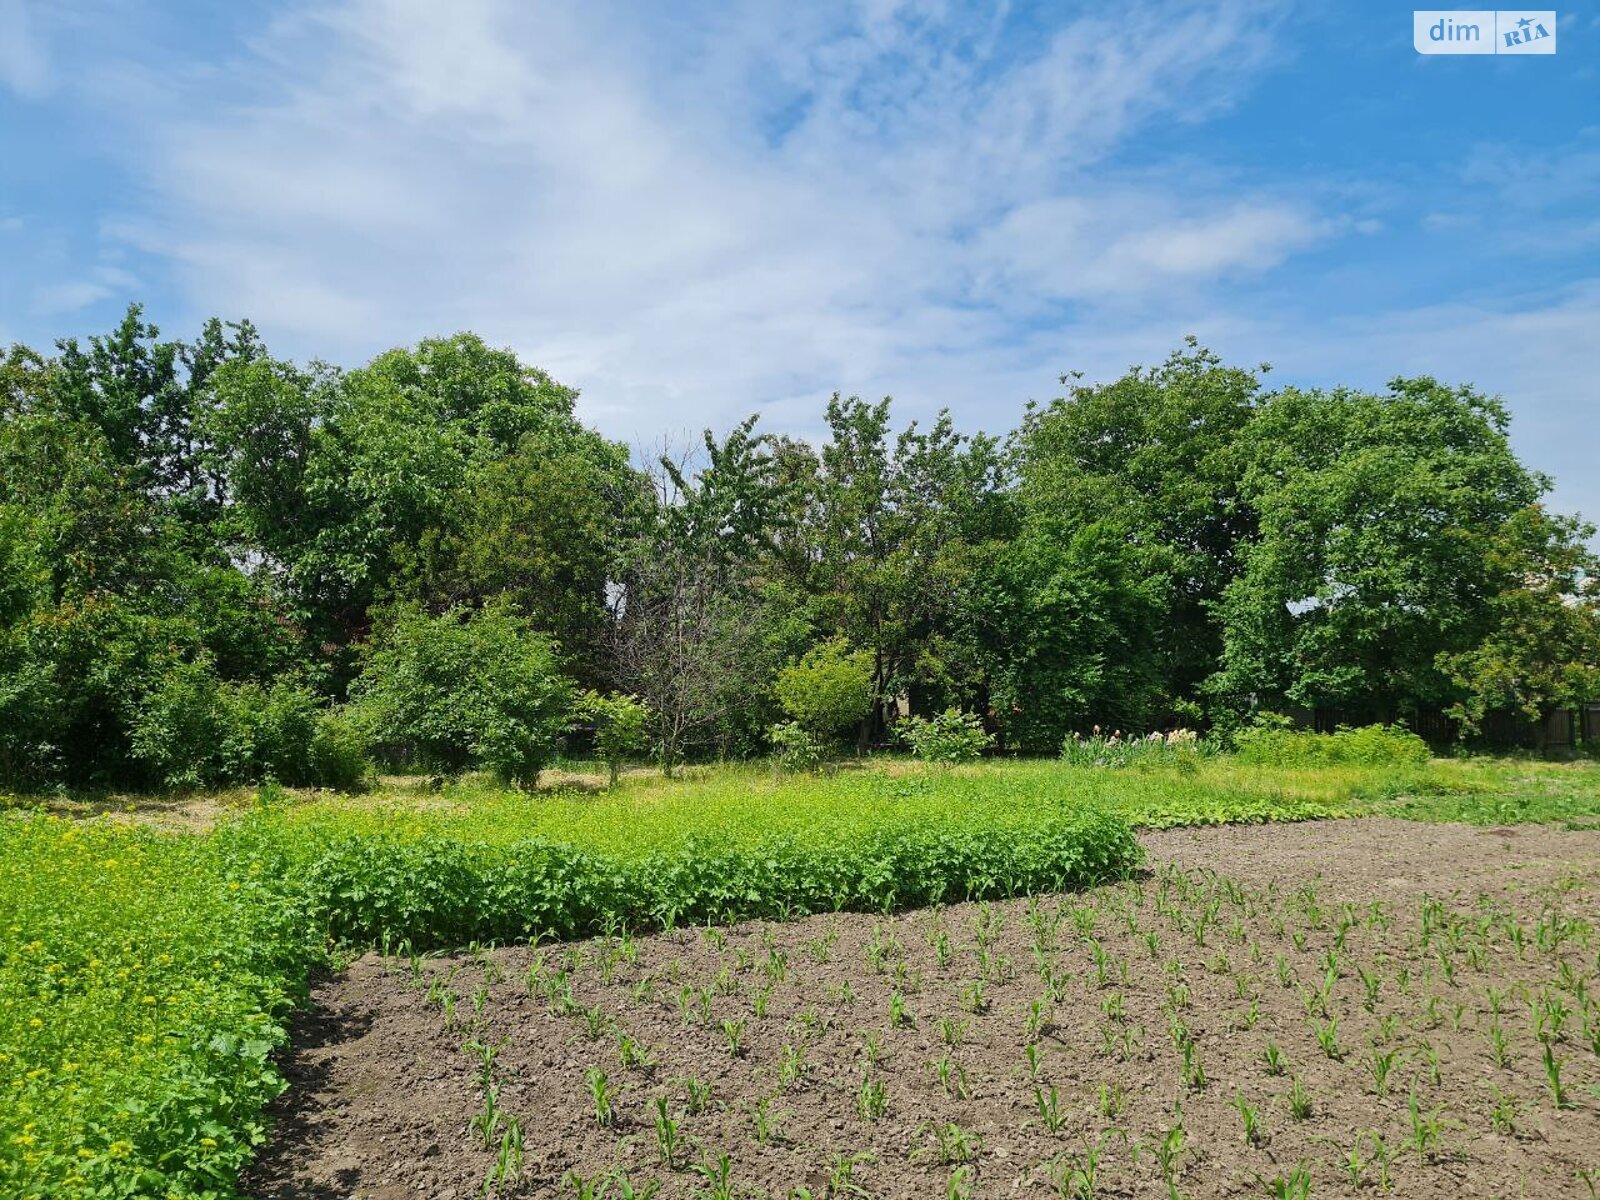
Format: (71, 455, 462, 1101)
(244, 819, 1600, 1199)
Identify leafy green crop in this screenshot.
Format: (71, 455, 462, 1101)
(0, 814, 316, 1200)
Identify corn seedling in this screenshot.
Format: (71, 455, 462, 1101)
(1035, 1083, 1067, 1132)
(1262, 1162, 1311, 1200)
(1287, 1075, 1312, 1121)
(857, 1071, 887, 1120)
(1543, 1039, 1570, 1108)
(586, 1067, 617, 1127)
(680, 1074, 712, 1115)
(690, 1152, 735, 1200)
(1233, 1091, 1263, 1145)
(931, 1053, 972, 1099)
(653, 1096, 684, 1168)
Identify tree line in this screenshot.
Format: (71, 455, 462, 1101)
(2, 305, 1596, 789)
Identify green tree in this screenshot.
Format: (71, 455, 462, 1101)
(610, 420, 803, 771)
(1210, 377, 1546, 721)
(351, 602, 574, 786)
(776, 397, 1009, 745)
(1439, 508, 1600, 747)
(1011, 339, 1262, 721)
(774, 637, 875, 742)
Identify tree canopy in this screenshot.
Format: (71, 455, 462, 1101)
(2, 304, 1594, 789)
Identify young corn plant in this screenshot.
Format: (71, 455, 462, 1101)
(1313, 1016, 1343, 1061)
(1035, 1084, 1068, 1133)
(1262, 1162, 1312, 1200)
(470, 1084, 505, 1149)
(1407, 1088, 1447, 1161)
(1154, 1122, 1185, 1199)
(919, 1120, 980, 1166)
(1052, 1134, 1106, 1200)
(931, 1053, 972, 1100)
(888, 991, 912, 1028)
(653, 1097, 685, 1169)
(680, 1075, 712, 1115)
(1260, 1043, 1286, 1081)
(857, 1071, 887, 1121)
(1233, 1091, 1264, 1146)
(1369, 1045, 1397, 1096)
(690, 1152, 735, 1200)
(1286, 1075, 1313, 1121)
(1024, 1043, 1044, 1081)
(586, 1067, 617, 1128)
(1543, 1039, 1571, 1109)
(483, 1116, 524, 1197)
(751, 1095, 785, 1145)
(778, 1041, 807, 1090)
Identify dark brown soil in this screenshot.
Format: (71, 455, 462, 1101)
(244, 819, 1600, 1199)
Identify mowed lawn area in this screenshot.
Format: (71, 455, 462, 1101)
(4, 755, 1600, 1199)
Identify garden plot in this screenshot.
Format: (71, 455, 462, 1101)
(246, 820, 1600, 1200)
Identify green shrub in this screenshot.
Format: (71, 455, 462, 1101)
(130, 665, 370, 790)
(768, 720, 825, 773)
(774, 637, 874, 741)
(351, 602, 574, 786)
(129, 660, 253, 789)
(898, 708, 992, 764)
(286, 792, 1141, 946)
(577, 691, 651, 785)
(307, 708, 373, 791)
(1234, 723, 1430, 767)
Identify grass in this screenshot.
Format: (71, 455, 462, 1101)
(1, 750, 1597, 1198)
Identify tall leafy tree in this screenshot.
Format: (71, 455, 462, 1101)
(777, 397, 1009, 743)
(1210, 377, 1547, 720)
(1439, 507, 1600, 745)
(1012, 339, 1262, 719)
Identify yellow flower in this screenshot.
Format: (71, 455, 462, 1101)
(10, 1134, 35, 1147)
(27, 1018, 42, 1029)
(198, 1136, 217, 1148)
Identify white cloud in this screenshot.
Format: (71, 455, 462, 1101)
(79, 0, 1320, 439)
(31, 266, 139, 316)
(0, 0, 50, 98)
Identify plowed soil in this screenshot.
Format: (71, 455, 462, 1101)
(244, 818, 1600, 1199)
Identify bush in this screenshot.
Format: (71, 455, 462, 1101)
(898, 707, 992, 764)
(577, 691, 651, 785)
(280, 788, 1143, 946)
(130, 665, 370, 790)
(129, 660, 253, 789)
(351, 602, 574, 786)
(774, 637, 874, 741)
(307, 709, 373, 791)
(1233, 722, 1431, 767)
(768, 720, 825, 773)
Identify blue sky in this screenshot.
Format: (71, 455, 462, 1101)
(2, 1, 1598, 522)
